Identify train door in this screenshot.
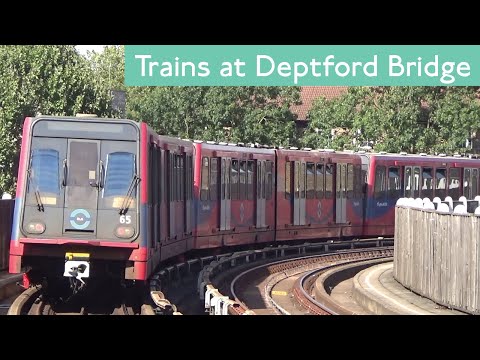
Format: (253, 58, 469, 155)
(360, 155, 370, 224)
(220, 158, 231, 231)
(336, 163, 347, 224)
(404, 166, 421, 198)
(293, 161, 306, 226)
(256, 160, 266, 228)
(63, 139, 100, 234)
(463, 168, 479, 199)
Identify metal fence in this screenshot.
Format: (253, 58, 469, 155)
(0, 200, 14, 270)
(394, 206, 480, 314)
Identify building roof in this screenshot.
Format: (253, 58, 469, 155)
(291, 86, 348, 121)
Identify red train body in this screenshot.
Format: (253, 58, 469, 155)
(9, 116, 480, 290)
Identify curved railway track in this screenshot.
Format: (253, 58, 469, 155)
(228, 247, 393, 314)
(2, 238, 394, 315)
(292, 256, 393, 315)
(6, 284, 151, 315)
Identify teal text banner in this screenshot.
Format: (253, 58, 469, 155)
(124, 45, 480, 86)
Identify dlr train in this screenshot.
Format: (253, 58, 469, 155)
(8, 116, 480, 291)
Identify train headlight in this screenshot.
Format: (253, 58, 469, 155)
(115, 226, 135, 239)
(26, 221, 46, 234)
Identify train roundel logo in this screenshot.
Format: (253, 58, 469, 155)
(317, 201, 322, 218)
(70, 209, 91, 230)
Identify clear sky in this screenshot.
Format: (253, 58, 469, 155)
(75, 45, 107, 56)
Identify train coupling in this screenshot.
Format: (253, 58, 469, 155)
(63, 252, 90, 284)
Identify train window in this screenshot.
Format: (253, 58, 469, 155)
(171, 154, 175, 201)
(226, 159, 231, 200)
(421, 168, 433, 199)
(374, 166, 386, 199)
(239, 160, 247, 200)
(354, 165, 363, 199)
(189, 155, 193, 200)
(184, 155, 188, 201)
(200, 157, 209, 200)
(266, 161, 273, 200)
(221, 159, 226, 200)
(285, 162, 291, 200)
(306, 163, 315, 199)
(262, 161, 266, 199)
(325, 164, 333, 198)
(171, 155, 175, 201)
(294, 163, 300, 199)
(256, 160, 262, 199)
(315, 164, 324, 199)
(210, 158, 218, 201)
(154, 147, 160, 205)
(175, 154, 179, 201)
(231, 159, 239, 200)
(180, 155, 185, 201)
(177, 155, 181, 201)
(185, 155, 190, 201)
(449, 168, 461, 200)
(247, 160, 255, 200)
(347, 164, 354, 199)
(413, 167, 420, 198)
(148, 146, 153, 203)
(103, 152, 136, 201)
(67, 141, 99, 208)
(300, 163, 306, 199)
(473, 169, 478, 198)
(158, 150, 163, 203)
(435, 168, 446, 200)
(464, 168, 471, 199)
(404, 167, 412, 197)
(27, 149, 61, 205)
(257, 161, 262, 199)
(387, 167, 401, 198)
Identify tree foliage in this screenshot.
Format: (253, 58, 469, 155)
(91, 46, 301, 146)
(303, 86, 480, 154)
(127, 86, 300, 147)
(3, 44, 480, 195)
(0, 45, 114, 194)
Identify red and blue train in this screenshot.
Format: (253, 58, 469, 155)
(8, 116, 480, 291)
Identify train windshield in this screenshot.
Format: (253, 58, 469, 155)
(102, 152, 137, 208)
(27, 149, 61, 203)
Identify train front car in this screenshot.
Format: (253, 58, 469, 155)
(9, 116, 146, 294)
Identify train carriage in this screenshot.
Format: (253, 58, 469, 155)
(9, 116, 147, 287)
(144, 126, 195, 264)
(9, 116, 197, 292)
(193, 142, 276, 248)
(276, 148, 366, 242)
(364, 152, 480, 236)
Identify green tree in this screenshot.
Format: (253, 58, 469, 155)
(88, 45, 125, 92)
(0, 45, 113, 194)
(302, 86, 480, 155)
(86, 46, 301, 146)
(127, 86, 301, 147)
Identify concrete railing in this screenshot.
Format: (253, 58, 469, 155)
(394, 197, 480, 314)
